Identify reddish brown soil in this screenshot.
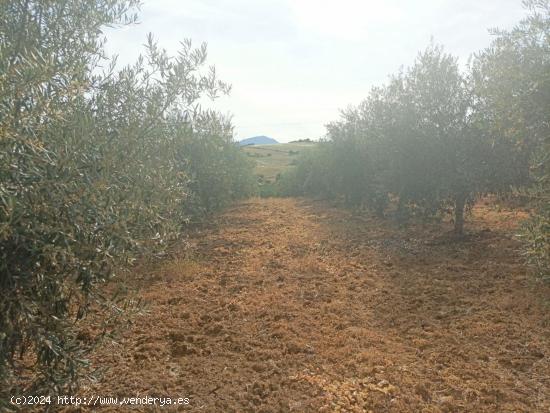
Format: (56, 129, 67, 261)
(85, 198, 549, 412)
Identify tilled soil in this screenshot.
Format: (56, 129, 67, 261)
(85, 198, 549, 412)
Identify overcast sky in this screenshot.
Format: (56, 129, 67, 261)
(105, 0, 527, 142)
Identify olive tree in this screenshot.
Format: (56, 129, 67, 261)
(472, 0, 550, 278)
(395, 45, 490, 234)
(315, 46, 496, 234)
(0, 1, 141, 400)
(0, 0, 253, 403)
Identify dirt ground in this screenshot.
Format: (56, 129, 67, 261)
(83, 197, 549, 412)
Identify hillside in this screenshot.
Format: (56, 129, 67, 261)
(4, 2, 550, 412)
(243, 142, 317, 182)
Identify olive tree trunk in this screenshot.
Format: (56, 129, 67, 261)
(454, 193, 466, 235)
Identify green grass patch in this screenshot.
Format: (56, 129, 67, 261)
(243, 142, 317, 183)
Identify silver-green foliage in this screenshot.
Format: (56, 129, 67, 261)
(475, 0, 549, 280)
(285, 45, 491, 233)
(286, 1, 549, 275)
(0, 0, 254, 401)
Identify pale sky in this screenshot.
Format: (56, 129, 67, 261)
(104, 0, 527, 142)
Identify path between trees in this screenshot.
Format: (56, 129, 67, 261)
(87, 198, 549, 412)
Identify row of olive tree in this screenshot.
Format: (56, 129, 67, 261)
(0, 0, 255, 404)
(283, 1, 547, 244)
(282, 45, 504, 234)
(472, 0, 549, 281)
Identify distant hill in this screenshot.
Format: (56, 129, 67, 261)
(238, 136, 279, 146)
